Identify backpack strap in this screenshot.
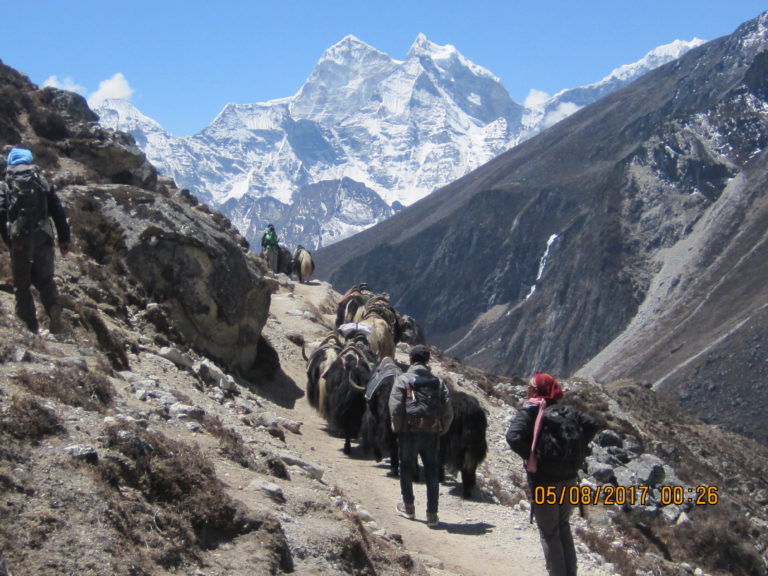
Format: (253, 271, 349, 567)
(525, 398, 548, 473)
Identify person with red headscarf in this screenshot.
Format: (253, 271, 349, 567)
(506, 373, 603, 576)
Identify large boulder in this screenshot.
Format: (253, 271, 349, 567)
(64, 184, 273, 378)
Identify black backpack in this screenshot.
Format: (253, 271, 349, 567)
(404, 373, 442, 431)
(534, 405, 587, 478)
(5, 164, 51, 241)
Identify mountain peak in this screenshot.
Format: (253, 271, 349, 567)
(407, 33, 498, 82)
(407, 33, 457, 59)
(320, 35, 390, 66)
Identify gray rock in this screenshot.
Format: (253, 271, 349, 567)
(221, 375, 238, 393)
(159, 346, 194, 369)
(64, 444, 99, 464)
(248, 479, 286, 503)
(280, 454, 324, 481)
(13, 347, 30, 363)
(614, 454, 666, 488)
(662, 504, 682, 523)
(169, 403, 205, 420)
(623, 435, 643, 455)
(587, 461, 615, 484)
(596, 429, 623, 448)
(197, 360, 226, 387)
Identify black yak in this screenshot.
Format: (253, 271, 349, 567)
(322, 341, 374, 454)
(335, 286, 372, 327)
(305, 333, 343, 419)
(439, 389, 488, 499)
(360, 357, 403, 476)
(399, 314, 426, 345)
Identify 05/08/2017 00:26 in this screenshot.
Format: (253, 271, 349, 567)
(533, 484, 719, 506)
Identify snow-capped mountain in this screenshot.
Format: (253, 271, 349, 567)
(523, 38, 707, 130)
(95, 35, 703, 250)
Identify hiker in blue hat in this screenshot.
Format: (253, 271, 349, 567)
(0, 147, 71, 334)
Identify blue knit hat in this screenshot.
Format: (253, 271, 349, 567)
(6, 148, 34, 166)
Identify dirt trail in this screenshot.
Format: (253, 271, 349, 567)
(265, 280, 555, 576)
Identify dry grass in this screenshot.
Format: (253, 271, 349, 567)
(97, 425, 292, 571)
(0, 395, 64, 441)
(15, 367, 114, 412)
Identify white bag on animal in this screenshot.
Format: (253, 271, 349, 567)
(338, 322, 373, 338)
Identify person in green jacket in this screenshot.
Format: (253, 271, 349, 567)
(260, 224, 279, 272)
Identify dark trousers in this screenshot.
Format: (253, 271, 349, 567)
(398, 431, 440, 514)
(532, 478, 578, 576)
(264, 247, 278, 272)
(11, 237, 60, 332)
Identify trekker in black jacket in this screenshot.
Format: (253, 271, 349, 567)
(506, 372, 603, 576)
(389, 345, 453, 528)
(0, 148, 71, 334)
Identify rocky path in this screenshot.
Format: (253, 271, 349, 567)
(263, 279, 613, 576)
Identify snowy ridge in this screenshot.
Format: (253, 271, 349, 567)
(95, 35, 703, 250)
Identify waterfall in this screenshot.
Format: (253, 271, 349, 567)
(526, 233, 559, 299)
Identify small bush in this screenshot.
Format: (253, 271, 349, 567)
(0, 395, 64, 441)
(99, 426, 267, 547)
(202, 414, 255, 469)
(29, 109, 69, 141)
(16, 368, 115, 412)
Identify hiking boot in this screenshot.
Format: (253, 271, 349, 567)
(48, 305, 63, 334)
(426, 512, 439, 527)
(396, 502, 415, 520)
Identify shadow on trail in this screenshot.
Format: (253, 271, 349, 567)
(445, 479, 502, 504)
(431, 521, 495, 536)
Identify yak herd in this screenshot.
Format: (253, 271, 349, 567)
(304, 285, 489, 499)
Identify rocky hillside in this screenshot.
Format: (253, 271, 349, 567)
(314, 12, 768, 445)
(1, 57, 768, 576)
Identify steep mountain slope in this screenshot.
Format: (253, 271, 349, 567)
(314, 13, 768, 444)
(1, 57, 767, 576)
(95, 36, 701, 250)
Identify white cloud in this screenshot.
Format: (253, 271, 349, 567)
(43, 75, 85, 94)
(542, 102, 582, 129)
(523, 89, 550, 109)
(87, 73, 134, 107)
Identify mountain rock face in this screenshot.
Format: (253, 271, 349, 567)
(95, 36, 701, 251)
(315, 13, 768, 445)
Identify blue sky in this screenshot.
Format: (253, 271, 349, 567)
(2, 1, 766, 136)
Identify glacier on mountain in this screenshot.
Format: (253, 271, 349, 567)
(95, 35, 704, 251)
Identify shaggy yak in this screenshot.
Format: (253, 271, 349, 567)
(360, 357, 403, 476)
(399, 314, 426, 345)
(335, 285, 373, 327)
(358, 311, 396, 361)
(321, 340, 374, 454)
(305, 333, 343, 419)
(276, 245, 293, 276)
(438, 389, 488, 498)
(293, 245, 315, 284)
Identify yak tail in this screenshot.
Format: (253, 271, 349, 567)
(301, 343, 308, 362)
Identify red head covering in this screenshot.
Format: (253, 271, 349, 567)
(528, 372, 563, 401)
